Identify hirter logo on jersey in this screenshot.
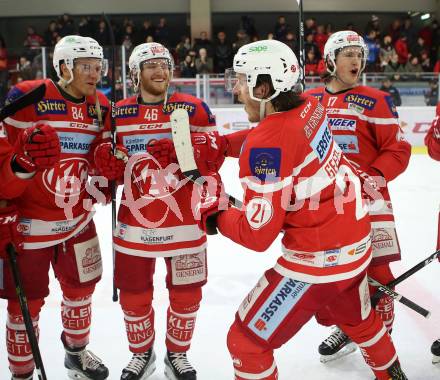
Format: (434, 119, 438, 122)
(344, 94, 377, 110)
(36, 99, 67, 115)
(115, 105, 139, 118)
(43, 158, 89, 198)
(163, 102, 196, 116)
(249, 148, 281, 182)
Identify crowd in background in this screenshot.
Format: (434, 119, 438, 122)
(0, 12, 439, 107)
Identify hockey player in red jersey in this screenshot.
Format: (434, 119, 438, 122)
(203, 39, 407, 380)
(0, 35, 111, 380)
(93, 42, 223, 380)
(425, 102, 440, 363)
(304, 30, 412, 361)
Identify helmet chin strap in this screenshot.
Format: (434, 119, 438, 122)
(250, 89, 280, 121)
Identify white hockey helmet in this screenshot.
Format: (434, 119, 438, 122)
(324, 30, 368, 75)
(232, 39, 300, 103)
(128, 42, 174, 91)
(53, 35, 105, 84)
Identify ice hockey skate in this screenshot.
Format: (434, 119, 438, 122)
(318, 327, 357, 363)
(120, 349, 156, 380)
(431, 339, 440, 364)
(64, 345, 109, 380)
(164, 351, 197, 380)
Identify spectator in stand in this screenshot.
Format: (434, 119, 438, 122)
(155, 17, 170, 47)
(304, 18, 317, 36)
(94, 20, 111, 46)
(44, 20, 59, 47)
(402, 16, 418, 48)
(58, 13, 75, 37)
(305, 48, 319, 76)
(431, 20, 440, 60)
(380, 35, 396, 70)
(418, 21, 433, 52)
(121, 24, 136, 49)
(267, 32, 274, 40)
(23, 26, 44, 59)
(138, 20, 156, 44)
(412, 37, 427, 59)
(384, 53, 405, 81)
(176, 35, 192, 63)
(195, 47, 213, 74)
(180, 53, 196, 78)
(425, 78, 439, 106)
(233, 29, 250, 53)
(78, 16, 93, 38)
(388, 19, 402, 42)
(346, 22, 357, 32)
(364, 29, 380, 71)
(274, 16, 290, 41)
(17, 56, 34, 81)
(314, 24, 328, 57)
(304, 32, 320, 59)
(395, 33, 409, 65)
(420, 51, 433, 72)
(366, 14, 382, 40)
(403, 56, 423, 80)
(380, 78, 402, 106)
(240, 15, 257, 40)
(145, 35, 154, 43)
(193, 31, 213, 57)
(0, 35, 7, 107)
(284, 31, 297, 55)
(214, 31, 233, 74)
(325, 23, 334, 35)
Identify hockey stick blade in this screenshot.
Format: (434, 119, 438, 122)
(368, 277, 431, 318)
(0, 83, 46, 122)
(170, 109, 242, 208)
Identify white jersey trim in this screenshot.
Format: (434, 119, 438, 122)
(326, 108, 398, 125)
(241, 176, 292, 194)
(22, 211, 94, 250)
(274, 254, 371, 284)
(234, 361, 277, 379)
(114, 242, 207, 258)
(281, 234, 371, 269)
(5, 117, 101, 132)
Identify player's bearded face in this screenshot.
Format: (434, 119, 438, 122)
(334, 46, 363, 87)
(233, 73, 261, 122)
(70, 58, 103, 97)
(140, 58, 171, 96)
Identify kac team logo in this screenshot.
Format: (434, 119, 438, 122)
(43, 158, 89, 198)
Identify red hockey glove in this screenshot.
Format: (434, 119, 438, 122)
(349, 160, 386, 202)
(192, 173, 229, 235)
(191, 132, 227, 175)
(146, 138, 177, 168)
(0, 204, 23, 258)
(94, 142, 128, 181)
(433, 115, 440, 141)
(14, 124, 61, 171)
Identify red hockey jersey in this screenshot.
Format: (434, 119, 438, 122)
(217, 96, 372, 284)
(305, 85, 411, 264)
(1, 79, 110, 249)
(425, 102, 440, 161)
(113, 92, 217, 258)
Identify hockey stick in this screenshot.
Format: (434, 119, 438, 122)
(103, 13, 119, 302)
(296, 0, 306, 91)
(368, 277, 430, 318)
(371, 249, 440, 305)
(0, 83, 46, 122)
(170, 109, 242, 208)
(6, 244, 47, 380)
